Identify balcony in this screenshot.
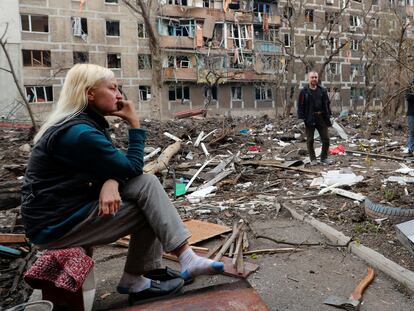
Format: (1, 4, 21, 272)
(163, 67, 198, 81)
(159, 36, 195, 49)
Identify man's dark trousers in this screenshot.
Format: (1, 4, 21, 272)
(305, 113, 330, 161)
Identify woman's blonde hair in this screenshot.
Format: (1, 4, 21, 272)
(34, 63, 114, 143)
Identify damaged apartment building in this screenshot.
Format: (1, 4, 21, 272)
(3, 0, 281, 120)
(2, 0, 412, 120)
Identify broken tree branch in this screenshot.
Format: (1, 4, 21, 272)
(144, 141, 181, 174)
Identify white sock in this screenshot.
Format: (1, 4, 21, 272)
(178, 247, 224, 279)
(118, 272, 151, 293)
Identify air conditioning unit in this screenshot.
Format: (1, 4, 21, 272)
(326, 0, 334, 4)
(349, 26, 356, 32)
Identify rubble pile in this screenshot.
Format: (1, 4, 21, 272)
(1, 114, 414, 308)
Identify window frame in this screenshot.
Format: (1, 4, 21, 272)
(25, 85, 53, 103)
(73, 51, 89, 64)
(22, 49, 51, 67)
(255, 86, 272, 101)
(168, 84, 190, 101)
(106, 20, 120, 37)
(139, 86, 152, 101)
(107, 53, 122, 69)
(231, 86, 243, 101)
(137, 23, 148, 38)
(138, 54, 152, 70)
(21, 14, 49, 33)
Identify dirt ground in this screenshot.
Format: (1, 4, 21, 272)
(1, 114, 414, 308)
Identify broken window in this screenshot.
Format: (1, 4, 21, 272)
(73, 51, 89, 64)
(305, 35, 314, 48)
(107, 53, 121, 68)
(283, 6, 294, 19)
(325, 11, 340, 24)
(204, 86, 218, 100)
(138, 54, 152, 69)
(168, 0, 188, 4)
(139, 86, 151, 101)
(167, 20, 194, 37)
(350, 64, 363, 77)
(228, 24, 252, 48)
(254, 25, 278, 42)
(22, 50, 51, 67)
(371, 17, 380, 28)
(350, 39, 359, 51)
(349, 15, 361, 27)
(169, 85, 190, 101)
(284, 33, 291, 47)
(305, 9, 314, 22)
(138, 23, 148, 38)
(203, 0, 214, 7)
(71, 17, 88, 37)
(231, 86, 242, 100)
(21, 14, 48, 32)
(328, 37, 339, 49)
(25, 86, 53, 103)
(106, 20, 120, 36)
(328, 62, 340, 75)
(255, 86, 272, 100)
(262, 55, 280, 71)
(350, 87, 365, 99)
(255, 2, 272, 14)
(168, 55, 191, 68)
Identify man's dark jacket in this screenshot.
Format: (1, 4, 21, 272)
(297, 85, 332, 126)
(21, 111, 110, 240)
(406, 80, 414, 117)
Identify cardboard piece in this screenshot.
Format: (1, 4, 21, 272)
(184, 219, 231, 245)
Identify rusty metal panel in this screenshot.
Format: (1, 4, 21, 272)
(117, 280, 268, 311)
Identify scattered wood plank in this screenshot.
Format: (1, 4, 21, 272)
(214, 221, 244, 261)
(346, 149, 406, 161)
(240, 160, 317, 174)
(243, 248, 301, 255)
(0, 234, 27, 244)
(328, 188, 366, 201)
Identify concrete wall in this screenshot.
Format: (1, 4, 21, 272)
(0, 0, 24, 121)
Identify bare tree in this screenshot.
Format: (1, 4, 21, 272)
(123, 0, 162, 120)
(277, 0, 351, 117)
(0, 23, 37, 131)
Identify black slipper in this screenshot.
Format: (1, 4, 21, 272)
(144, 266, 194, 285)
(128, 278, 184, 305)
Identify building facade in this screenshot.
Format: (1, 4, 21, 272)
(0, 0, 413, 121)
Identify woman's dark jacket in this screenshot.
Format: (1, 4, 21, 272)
(21, 109, 146, 244)
(297, 85, 332, 126)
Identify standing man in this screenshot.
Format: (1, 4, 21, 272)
(406, 79, 414, 155)
(297, 70, 332, 164)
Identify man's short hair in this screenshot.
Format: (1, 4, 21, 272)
(308, 70, 318, 76)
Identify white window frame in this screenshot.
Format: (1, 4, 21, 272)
(306, 35, 314, 48)
(231, 86, 243, 100)
(25, 86, 53, 103)
(137, 23, 148, 38)
(350, 15, 361, 27)
(21, 14, 49, 33)
(255, 86, 272, 100)
(284, 33, 291, 47)
(350, 39, 359, 51)
(139, 86, 151, 101)
(328, 62, 340, 75)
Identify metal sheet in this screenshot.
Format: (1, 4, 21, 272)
(117, 280, 268, 311)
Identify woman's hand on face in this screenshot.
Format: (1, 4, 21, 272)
(110, 100, 140, 128)
(98, 179, 121, 216)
